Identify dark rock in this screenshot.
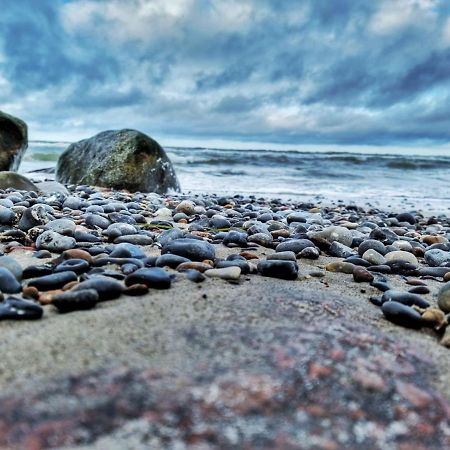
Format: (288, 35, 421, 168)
(367, 265, 392, 274)
(27, 271, 78, 291)
(72, 276, 124, 301)
(54, 259, 90, 275)
(369, 228, 398, 245)
(424, 249, 450, 267)
(417, 267, 450, 277)
(216, 259, 250, 274)
(370, 280, 391, 292)
(162, 238, 215, 262)
(345, 256, 371, 267)
(0, 267, 21, 293)
(223, 231, 247, 247)
(123, 284, 150, 296)
(184, 269, 206, 282)
(23, 265, 53, 279)
(114, 234, 153, 246)
(156, 254, 190, 269)
(56, 129, 180, 193)
(408, 286, 430, 295)
(358, 239, 387, 256)
(0, 111, 28, 171)
(381, 301, 423, 328)
(125, 268, 171, 289)
(329, 241, 356, 258)
(396, 212, 416, 225)
(276, 239, 315, 254)
(85, 214, 111, 229)
(381, 290, 430, 308)
(257, 260, 298, 280)
(52, 289, 99, 313)
(353, 267, 374, 283)
(0, 297, 43, 320)
(298, 247, 320, 259)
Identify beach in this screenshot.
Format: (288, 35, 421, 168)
(0, 185, 448, 449)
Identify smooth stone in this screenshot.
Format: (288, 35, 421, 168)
(63, 196, 83, 210)
(313, 226, 353, 247)
(385, 251, 418, 267)
(0, 267, 21, 293)
(362, 249, 387, 265)
(298, 247, 320, 259)
(367, 265, 392, 274)
(156, 254, 191, 269)
(205, 267, 241, 281)
(386, 260, 418, 275)
(0, 172, 37, 191)
(381, 290, 429, 308)
(437, 282, 450, 313)
(370, 280, 391, 292)
(176, 200, 195, 215)
(113, 234, 153, 245)
(45, 218, 76, 236)
(105, 223, 137, 239)
(54, 259, 90, 274)
(176, 262, 213, 272)
(125, 268, 171, 289)
(35, 181, 69, 195)
(369, 227, 399, 245)
(74, 231, 102, 243)
(325, 262, 355, 274)
(215, 260, 250, 274)
(184, 269, 206, 283)
(408, 286, 430, 295)
(0, 205, 15, 225)
(276, 239, 315, 254)
(353, 267, 374, 283)
(396, 212, 416, 225)
(18, 204, 52, 231)
(358, 239, 387, 256)
(162, 238, 215, 262)
(73, 276, 124, 300)
(417, 267, 450, 277)
(33, 250, 52, 259)
(381, 301, 423, 329)
(329, 241, 356, 258)
(392, 240, 413, 252)
(267, 251, 296, 262)
(22, 265, 53, 279)
(28, 271, 78, 291)
(223, 231, 247, 247)
(247, 232, 273, 247)
(0, 256, 23, 280)
(92, 257, 144, 268)
(424, 249, 450, 267)
(85, 214, 111, 229)
(0, 297, 43, 320)
(157, 228, 184, 245)
(60, 249, 94, 264)
(345, 256, 371, 267)
(52, 289, 99, 313)
(257, 260, 298, 280)
(109, 243, 146, 259)
(36, 230, 76, 253)
(123, 284, 150, 296)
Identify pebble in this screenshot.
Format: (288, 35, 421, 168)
(275, 239, 315, 254)
(329, 241, 356, 258)
(385, 251, 418, 267)
(408, 286, 430, 295)
(105, 223, 137, 239)
(0, 256, 23, 280)
(267, 251, 296, 261)
(437, 282, 450, 313)
(0, 267, 22, 293)
(381, 301, 423, 329)
(370, 280, 391, 292)
(205, 267, 241, 281)
(52, 289, 99, 313)
(184, 269, 206, 283)
(381, 290, 429, 308)
(358, 239, 387, 256)
(216, 260, 250, 274)
(420, 308, 448, 331)
(155, 254, 191, 269)
(257, 260, 298, 280)
(222, 231, 247, 247)
(54, 259, 90, 274)
(36, 230, 76, 253)
(353, 267, 374, 283)
(247, 233, 273, 247)
(125, 268, 172, 289)
(298, 247, 320, 259)
(114, 234, 154, 245)
(345, 256, 370, 267)
(176, 262, 213, 272)
(28, 271, 78, 291)
(45, 218, 76, 235)
(109, 243, 146, 259)
(325, 262, 355, 274)
(362, 249, 386, 266)
(175, 200, 195, 215)
(0, 205, 15, 225)
(72, 276, 124, 300)
(162, 238, 215, 261)
(0, 297, 43, 320)
(424, 249, 450, 267)
(312, 226, 353, 247)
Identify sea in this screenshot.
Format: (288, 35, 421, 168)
(20, 141, 450, 215)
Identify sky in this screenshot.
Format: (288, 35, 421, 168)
(1, 0, 450, 149)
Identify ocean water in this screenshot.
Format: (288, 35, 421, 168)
(20, 141, 450, 213)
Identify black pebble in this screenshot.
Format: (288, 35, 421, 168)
(52, 289, 99, 313)
(0, 297, 43, 320)
(27, 271, 78, 291)
(125, 268, 172, 289)
(257, 260, 298, 280)
(381, 301, 423, 328)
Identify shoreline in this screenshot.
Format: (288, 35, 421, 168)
(0, 185, 448, 448)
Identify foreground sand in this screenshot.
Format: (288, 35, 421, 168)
(0, 244, 449, 449)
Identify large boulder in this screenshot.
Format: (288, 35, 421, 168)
(56, 129, 180, 193)
(0, 172, 38, 191)
(0, 111, 28, 171)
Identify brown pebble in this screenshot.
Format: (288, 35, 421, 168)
(124, 284, 150, 296)
(22, 286, 39, 300)
(63, 281, 79, 291)
(421, 308, 448, 331)
(441, 327, 450, 348)
(422, 235, 448, 245)
(239, 251, 259, 260)
(308, 271, 325, 278)
(408, 286, 430, 295)
(353, 266, 374, 283)
(270, 229, 290, 239)
(326, 262, 355, 274)
(176, 262, 214, 273)
(177, 219, 188, 224)
(61, 249, 93, 264)
(202, 260, 214, 267)
(444, 272, 450, 282)
(405, 278, 427, 286)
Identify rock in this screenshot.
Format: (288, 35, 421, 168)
(381, 290, 429, 308)
(18, 204, 53, 231)
(216, 260, 250, 274)
(396, 212, 416, 225)
(267, 251, 296, 261)
(369, 227, 399, 245)
(257, 260, 298, 280)
(0, 267, 21, 293)
(418, 267, 450, 277)
(155, 254, 190, 269)
(108, 243, 146, 259)
(85, 214, 111, 229)
(176, 262, 213, 272)
(362, 249, 387, 266)
(276, 239, 315, 254)
(54, 259, 90, 274)
(0, 256, 23, 280)
(162, 238, 215, 262)
(27, 271, 78, 291)
(353, 267, 374, 283)
(408, 286, 430, 295)
(45, 218, 76, 236)
(56, 129, 180, 193)
(0, 205, 15, 225)
(125, 268, 171, 289)
(175, 200, 195, 215)
(52, 289, 99, 313)
(0, 172, 37, 191)
(114, 234, 154, 245)
(437, 282, 450, 313)
(105, 223, 137, 239)
(325, 262, 355, 274)
(312, 226, 353, 247)
(22, 265, 53, 279)
(0, 297, 43, 320)
(381, 301, 423, 328)
(420, 308, 447, 330)
(35, 181, 69, 195)
(123, 284, 150, 296)
(36, 230, 76, 253)
(223, 231, 247, 247)
(384, 250, 418, 268)
(0, 111, 27, 171)
(184, 269, 206, 283)
(72, 276, 124, 301)
(370, 280, 391, 292)
(329, 241, 356, 258)
(358, 239, 387, 256)
(424, 249, 450, 267)
(298, 247, 320, 259)
(247, 233, 273, 247)
(205, 267, 241, 281)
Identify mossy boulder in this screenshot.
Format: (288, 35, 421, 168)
(0, 111, 28, 171)
(0, 172, 38, 191)
(56, 129, 180, 193)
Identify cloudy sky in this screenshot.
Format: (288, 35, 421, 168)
(1, 0, 450, 149)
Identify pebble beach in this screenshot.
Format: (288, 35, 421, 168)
(0, 183, 449, 449)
